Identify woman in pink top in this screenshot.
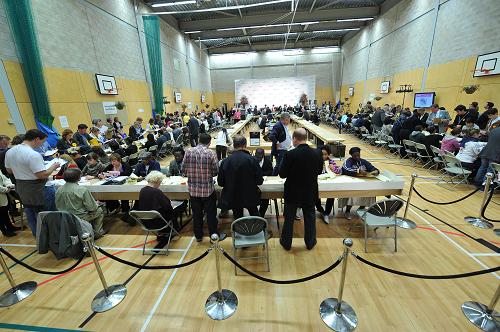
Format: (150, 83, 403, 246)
(233, 109, 241, 124)
(440, 127, 461, 154)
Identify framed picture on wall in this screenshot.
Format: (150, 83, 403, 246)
(348, 87, 354, 96)
(201, 94, 205, 103)
(380, 81, 390, 94)
(174, 92, 182, 103)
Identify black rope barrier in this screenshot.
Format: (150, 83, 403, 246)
(0, 248, 84, 275)
(222, 250, 343, 284)
(353, 253, 500, 279)
(413, 186, 480, 205)
(481, 187, 500, 223)
(96, 246, 210, 269)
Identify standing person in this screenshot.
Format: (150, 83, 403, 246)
(187, 114, 200, 147)
(215, 127, 232, 161)
(269, 112, 292, 175)
(5, 129, 60, 235)
(426, 104, 451, 134)
(217, 135, 263, 220)
(475, 127, 500, 187)
(254, 148, 273, 217)
(182, 133, 225, 242)
(278, 128, 323, 250)
(477, 102, 494, 130)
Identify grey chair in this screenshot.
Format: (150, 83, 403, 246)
(414, 142, 433, 168)
(402, 140, 418, 164)
(231, 216, 270, 275)
(442, 154, 472, 185)
(387, 136, 403, 157)
(129, 210, 180, 255)
(356, 198, 404, 253)
(430, 145, 446, 170)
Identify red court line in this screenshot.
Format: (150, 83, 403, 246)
(416, 225, 466, 237)
(38, 240, 156, 287)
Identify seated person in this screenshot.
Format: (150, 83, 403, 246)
(339, 147, 379, 219)
(128, 121, 144, 141)
(144, 133, 157, 151)
(89, 126, 105, 145)
(109, 140, 126, 158)
(456, 139, 487, 176)
(461, 117, 479, 135)
(134, 152, 160, 177)
(72, 124, 92, 147)
(167, 147, 184, 176)
(53, 154, 78, 179)
(100, 153, 132, 213)
(460, 128, 480, 147)
(381, 117, 393, 137)
(124, 137, 138, 156)
(136, 171, 178, 248)
(57, 129, 74, 154)
(409, 125, 425, 143)
(315, 145, 341, 224)
(82, 152, 106, 178)
(422, 125, 442, 154)
(55, 168, 105, 238)
(0, 171, 21, 237)
(67, 147, 87, 170)
(91, 146, 110, 166)
(440, 127, 461, 154)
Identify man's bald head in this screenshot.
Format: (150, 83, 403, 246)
(292, 128, 307, 147)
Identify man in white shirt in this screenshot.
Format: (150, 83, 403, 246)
(269, 112, 291, 175)
(93, 119, 108, 135)
(5, 129, 60, 235)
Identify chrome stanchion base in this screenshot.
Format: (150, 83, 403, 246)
(464, 217, 493, 229)
(461, 301, 500, 332)
(205, 289, 238, 320)
(91, 284, 127, 313)
(0, 281, 37, 307)
(396, 217, 417, 229)
(320, 298, 358, 331)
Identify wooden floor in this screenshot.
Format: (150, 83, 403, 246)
(0, 123, 498, 331)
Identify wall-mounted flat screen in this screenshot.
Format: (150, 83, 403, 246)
(414, 92, 435, 108)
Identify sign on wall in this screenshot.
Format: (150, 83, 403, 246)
(348, 87, 354, 96)
(102, 102, 117, 114)
(174, 92, 182, 103)
(380, 81, 390, 94)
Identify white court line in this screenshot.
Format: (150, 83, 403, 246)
(470, 253, 500, 257)
(409, 208, 499, 279)
(100, 247, 186, 252)
(0, 243, 36, 248)
(0, 243, 187, 252)
(140, 236, 195, 332)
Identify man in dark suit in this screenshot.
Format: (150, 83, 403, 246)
(217, 135, 264, 220)
(187, 115, 200, 147)
(279, 128, 323, 250)
(269, 112, 291, 175)
(254, 148, 273, 217)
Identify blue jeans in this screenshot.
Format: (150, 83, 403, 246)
(272, 150, 286, 176)
(474, 157, 493, 187)
(24, 186, 57, 236)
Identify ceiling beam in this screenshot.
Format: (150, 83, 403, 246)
(178, 6, 379, 31)
(207, 39, 340, 54)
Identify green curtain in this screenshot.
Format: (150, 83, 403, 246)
(4, 0, 54, 127)
(142, 16, 164, 116)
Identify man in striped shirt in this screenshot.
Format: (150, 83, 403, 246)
(182, 133, 226, 242)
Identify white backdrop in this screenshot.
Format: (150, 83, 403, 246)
(234, 76, 316, 107)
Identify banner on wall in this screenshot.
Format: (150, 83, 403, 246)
(103, 102, 117, 114)
(235, 76, 316, 107)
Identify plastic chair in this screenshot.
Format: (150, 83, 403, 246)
(129, 210, 180, 255)
(442, 154, 472, 185)
(402, 140, 418, 164)
(414, 142, 433, 168)
(356, 198, 404, 253)
(387, 136, 403, 157)
(231, 216, 270, 275)
(430, 145, 446, 170)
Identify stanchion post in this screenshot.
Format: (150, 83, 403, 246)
(81, 233, 127, 313)
(396, 173, 417, 229)
(205, 234, 238, 320)
(0, 248, 37, 307)
(319, 238, 358, 331)
(464, 173, 494, 229)
(461, 283, 500, 331)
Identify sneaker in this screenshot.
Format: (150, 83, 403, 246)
(345, 212, 352, 220)
(322, 214, 330, 224)
(218, 232, 227, 241)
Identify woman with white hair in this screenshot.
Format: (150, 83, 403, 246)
(136, 171, 179, 234)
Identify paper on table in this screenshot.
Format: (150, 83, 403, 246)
(59, 116, 69, 128)
(45, 158, 67, 170)
(44, 149, 58, 157)
(376, 174, 391, 182)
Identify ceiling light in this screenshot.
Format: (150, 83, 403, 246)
(153, 0, 292, 14)
(217, 21, 320, 32)
(251, 32, 298, 38)
(300, 21, 320, 25)
(312, 46, 340, 53)
(185, 30, 201, 34)
(199, 38, 223, 42)
(313, 28, 360, 33)
(152, 1, 196, 8)
(336, 17, 374, 22)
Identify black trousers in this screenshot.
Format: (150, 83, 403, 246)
(281, 202, 316, 249)
(0, 206, 14, 234)
(315, 198, 334, 215)
(259, 199, 270, 217)
(190, 134, 199, 147)
(215, 145, 227, 161)
(232, 206, 259, 220)
(190, 192, 218, 239)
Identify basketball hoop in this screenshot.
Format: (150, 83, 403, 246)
(474, 68, 491, 76)
(105, 88, 114, 94)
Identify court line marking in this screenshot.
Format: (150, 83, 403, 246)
(409, 208, 499, 279)
(100, 247, 186, 252)
(140, 236, 195, 332)
(0, 242, 188, 252)
(0, 323, 85, 332)
(470, 253, 500, 257)
(0, 250, 37, 276)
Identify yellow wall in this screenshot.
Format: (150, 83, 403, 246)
(340, 56, 500, 113)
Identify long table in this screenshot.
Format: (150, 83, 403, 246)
(209, 116, 255, 149)
(291, 115, 345, 145)
(83, 171, 404, 201)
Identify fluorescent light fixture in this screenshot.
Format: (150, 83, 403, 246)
(251, 32, 297, 38)
(312, 46, 340, 53)
(283, 48, 303, 55)
(199, 38, 223, 42)
(217, 21, 319, 32)
(313, 28, 360, 33)
(185, 30, 201, 34)
(336, 17, 374, 22)
(152, 1, 196, 7)
(153, 0, 292, 15)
